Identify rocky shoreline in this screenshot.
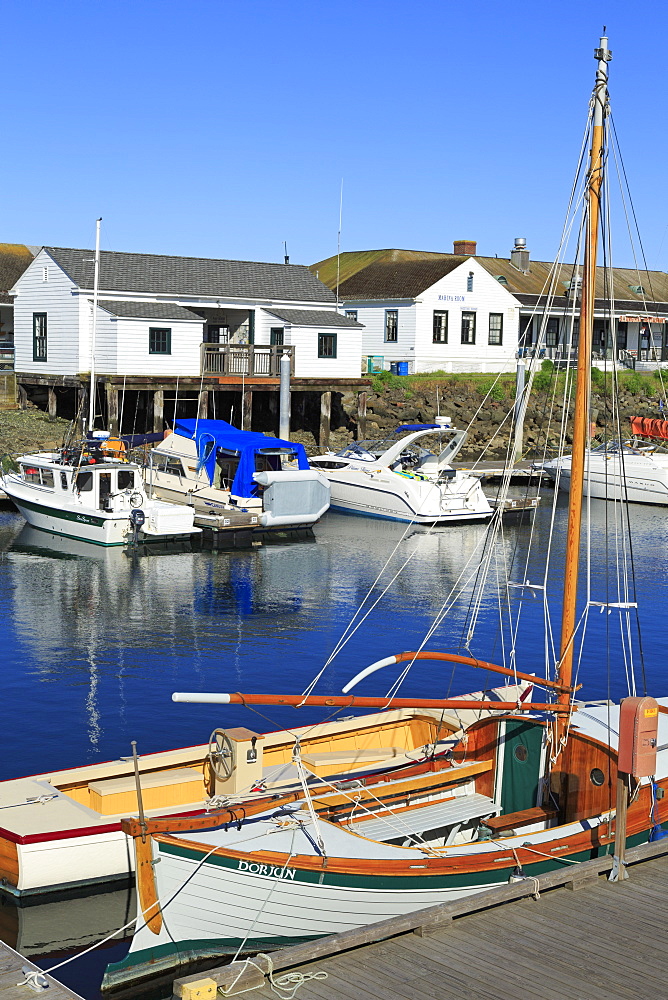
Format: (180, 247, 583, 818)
(293, 371, 667, 459)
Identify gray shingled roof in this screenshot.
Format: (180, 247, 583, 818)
(335, 258, 465, 300)
(98, 300, 203, 321)
(265, 308, 363, 328)
(44, 247, 336, 303)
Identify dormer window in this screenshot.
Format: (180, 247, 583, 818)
(467, 272, 474, 292)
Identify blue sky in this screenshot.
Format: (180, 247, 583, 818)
(3, 0, 667, 269)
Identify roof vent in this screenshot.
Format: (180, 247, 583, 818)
(453, 239, 477, 256)
(629, 284, 645, 295)
(510, 237, 530, 274)
(495, 275, 509, 285)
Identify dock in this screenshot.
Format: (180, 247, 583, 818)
(455, 459, 552, 485)
(0, 941, 84, 1000)
(173, 838, 668, 1000)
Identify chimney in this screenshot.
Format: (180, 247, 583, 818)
(510, 237, 530, 273)
(453, 239, 477, 256)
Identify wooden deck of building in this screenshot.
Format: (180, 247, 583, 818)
(0, 941, 84, 1000)
(174, 839, 668, 1000)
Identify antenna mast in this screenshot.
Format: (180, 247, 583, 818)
(88, 218, 102, 432)
(335, 178, 343, 310)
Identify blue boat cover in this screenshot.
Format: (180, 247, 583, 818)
(174, 419, 309, 497)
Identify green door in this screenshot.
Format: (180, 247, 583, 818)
(499, 719, 544, 815)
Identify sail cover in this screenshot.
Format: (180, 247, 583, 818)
(173, 419, 310, 497)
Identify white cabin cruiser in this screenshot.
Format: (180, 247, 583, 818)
(147, 419, 330, 530)
(540, 415, 668, 505)
(310, 420, 492, 524)
(1, 433, 199, 546)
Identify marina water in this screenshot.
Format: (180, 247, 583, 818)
(1, 496, 667, 998)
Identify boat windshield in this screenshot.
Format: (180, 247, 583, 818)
(335, 438, 438, 469)
(590, 442, 639, 455)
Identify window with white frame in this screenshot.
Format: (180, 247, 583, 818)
(467, 272, 474, 292)
(461, 312, 476, 345)
(385, 310, 398, 342)
(432, 311, 448, 344)
(345, 310, 358, 322)
(488, 313, 503, 346)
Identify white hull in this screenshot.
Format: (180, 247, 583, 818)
(2, 454, 198, 546)
(5, 491, 135, 545)
(544, 453, 668, 505)
(325, 472, 491, 523)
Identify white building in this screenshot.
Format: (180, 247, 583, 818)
(12, 246, 363, 382)
(313, 240, 668, 371)
(327, 250, 521, 374)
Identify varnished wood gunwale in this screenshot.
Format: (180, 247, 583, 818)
(155, 779, 666, 879)
(121, 756, 485, 838)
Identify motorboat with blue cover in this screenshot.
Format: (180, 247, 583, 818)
(147, 419, 330, 529)
(309, 419, 492, 524)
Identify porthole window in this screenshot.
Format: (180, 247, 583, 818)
(590, 767, 605, 786)
(514, 745, 529, 763)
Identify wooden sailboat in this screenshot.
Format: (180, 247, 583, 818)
(103, 34, 668, 990)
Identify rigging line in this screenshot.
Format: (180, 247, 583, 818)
(602, 137, 646, 696)
(298, 763, 441, 854)
(610, 122, 666, 392)
(381, 521, 510, 702)
(301, 484, 442, 699)
(600, 155, 638, 697)
(37, 834, 228, 980)
(118, 374, 127, 435)
(231, 835, 298, 965)
(609, 114, 662, 313)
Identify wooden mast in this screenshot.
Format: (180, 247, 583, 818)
(554, 33, 612, 752)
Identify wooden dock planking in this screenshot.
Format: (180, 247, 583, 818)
(176, 844, 668, 1000)
(0, 941, 85, 1000)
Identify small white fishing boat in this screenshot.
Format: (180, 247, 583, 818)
(147, 419, 330, 530)
(309, 420, 492, 524)
(0, 433, 198, 546)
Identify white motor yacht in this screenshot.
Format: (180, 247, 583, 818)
(1, 433, 199, 546)
(541, 443, 668, 504)
(310, 419, 492, 524)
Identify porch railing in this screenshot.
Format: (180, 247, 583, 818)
(200, 343, 295, 377)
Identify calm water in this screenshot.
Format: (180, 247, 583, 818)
(1, 495, 667, 997)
